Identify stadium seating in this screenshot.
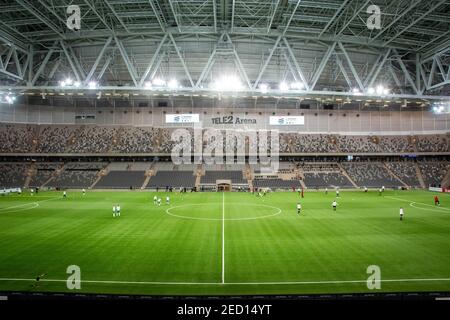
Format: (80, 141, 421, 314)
(29, 163, 62, 188)
(0, 163, 28, 188)
(419, 161, 449, 187)
(148, 171, 196, 188)
(0, 123, 448, 155)
(201, 171, 247, 184)
(304, 173, 353, 188)
(385, 162, 421, 187)
(48, 170, 99, 189)
(94, 171, 146, 189)
(253, 178, 301, 189)
(341, 162, 402, 187)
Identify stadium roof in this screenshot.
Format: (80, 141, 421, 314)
(0, 0, 449, 106)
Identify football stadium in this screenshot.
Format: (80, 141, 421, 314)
(0, 0, 450, 305)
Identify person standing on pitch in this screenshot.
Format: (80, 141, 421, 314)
(112, 205, 116, 218)
(434, 195, 440, 206)
(297, 203, 302, 215)
(153, 195, 157, 205)
(63, 191, 67, 198)
(336, 189, 340, 198)
(166, 196, 170, 205)
(116, 204, 121, 217)
(332, 200, 338, 211)
(82, 189, 86, 196)
(325, 187, 328, 195)
(400, 207, 404, 221)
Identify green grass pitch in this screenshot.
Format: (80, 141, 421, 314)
(0, 190, 449, 296)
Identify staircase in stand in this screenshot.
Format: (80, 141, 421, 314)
(383, 162, 408, 188)
(414, 162, 426, 189)
(336, 163, 358, 188)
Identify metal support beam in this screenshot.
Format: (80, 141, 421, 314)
(267, 0, 281, 34)
(337, 42, 364, 91)
(168, 0, 181, 33)
(394, 50, 419, 95)
(31, 42, 57, 85)
(16, 0, 66, 39)
(140, 34, 168, 87)
(196, 49, 216, 88)
(310, 42, 336, 90)
(115, 37, 139, 86)
(253, 36, 281, 89)
(283, 37, 310, 90)
(283, 0, 302, 35)
(169, 33, 195, 87)
(97, 56, 112, 81)
(60, 41, 81, 82)
(367, 49, 391, 89)
(384, 0, 447, 46)
(85, 37, 113, 84)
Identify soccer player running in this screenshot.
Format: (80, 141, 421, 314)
(166, 196, 170, 205)
(379, 188, 382, 196)
(297, 203, 302, 215)
(63, 191, 67, 198)
(82, 189, 86, 196)
(332, 200, 338, 211)
(116, 204, 121, 217)
(157, 198, 162, 207)
(434, 195, 440, 206)
(336, 189, 340, 198)
(325, 187, 328, 195)
(400, 207, 404, 221)
(153, 195, 157, 205)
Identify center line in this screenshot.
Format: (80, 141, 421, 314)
(222, 192, 225, 284)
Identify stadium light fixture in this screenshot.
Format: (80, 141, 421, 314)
(290, 82, 304, 90)
(259, 83, 270, 94)
(168, 79, 179, 90)
(352, 88, 363, 96)
(74, 81, 81, 88)
(152, 78, 166, 87)
(0, 93, 16, 104)
(144, 81, 153, 89)
(212, 75, 243, 91)
(88, 81, 98, 89)
(279, 82, 289, 91)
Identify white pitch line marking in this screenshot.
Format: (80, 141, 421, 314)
(386, 196, 450, 213)
(0, 277, 450, 286)
(222, 192, 225, 284)
(0, 197, 59, 214)
(165, 203, 281, 221)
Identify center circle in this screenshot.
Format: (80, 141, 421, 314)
(166, 202, 282, 221)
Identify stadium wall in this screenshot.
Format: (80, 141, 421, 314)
(0, 104, 449, 134)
